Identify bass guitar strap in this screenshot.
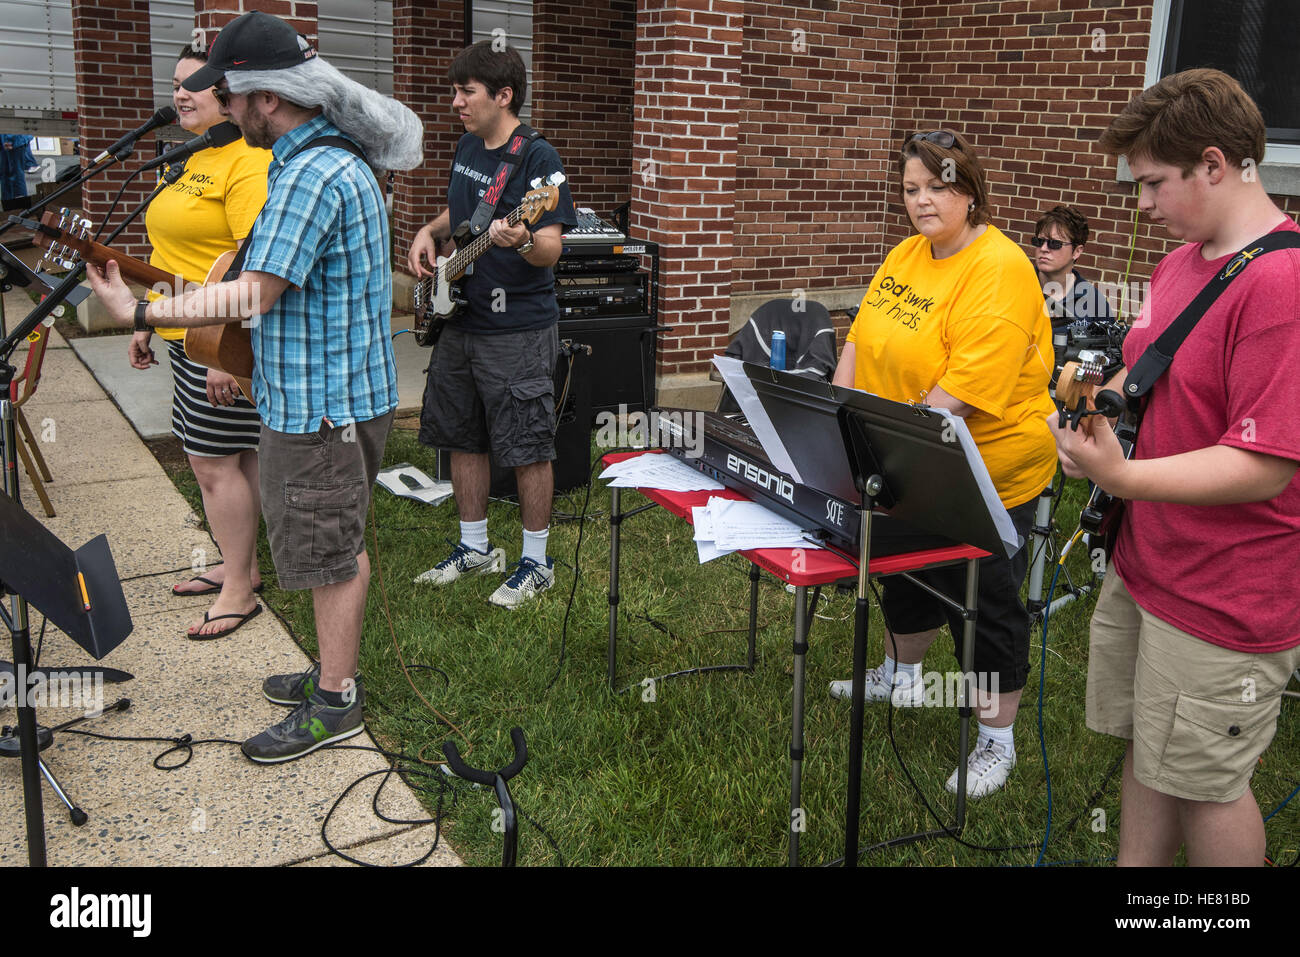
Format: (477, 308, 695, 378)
(464, 124, 545, 241)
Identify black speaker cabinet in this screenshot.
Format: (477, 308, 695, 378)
(434, 344, 592, 496)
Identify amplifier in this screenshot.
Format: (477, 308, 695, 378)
(555, 256, 640, 275)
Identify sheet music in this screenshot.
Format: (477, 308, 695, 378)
(689, 496, 823, 563)
(929, 409, 1020, 555)
(598, 454, 725, 492)
(712, 356, 804, 482)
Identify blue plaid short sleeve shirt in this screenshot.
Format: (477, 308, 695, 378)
(240, 115, 397, 433)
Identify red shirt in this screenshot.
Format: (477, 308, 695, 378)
(1114, 220, 1300, 653)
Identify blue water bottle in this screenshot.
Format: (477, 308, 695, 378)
(770, 330, 787, 370)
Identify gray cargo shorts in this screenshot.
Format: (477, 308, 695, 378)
(259, 410, 393, 591)
(418, 324, 559, 469)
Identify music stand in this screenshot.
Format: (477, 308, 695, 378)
(0, 276, 133, 864)
(730, 361, 1018, 865)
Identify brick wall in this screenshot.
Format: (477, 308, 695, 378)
(735, 2, 899, 305)
(391, 0, 464, 260)
(890, 0, 1300, 319)
(195, 1, 317, 42)
(632, 0, 744, 377)
(70, 0, 156, 259)
(532, 1, 636, 221)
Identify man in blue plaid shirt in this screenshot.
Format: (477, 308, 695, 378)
(87, 11, 423, 763)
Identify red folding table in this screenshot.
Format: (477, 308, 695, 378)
(603, 450, 988, 865)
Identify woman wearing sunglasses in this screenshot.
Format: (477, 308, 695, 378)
(130, 44, 273, 638)
(829, 129, 1056, 799)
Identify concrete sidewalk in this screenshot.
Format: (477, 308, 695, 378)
(0, 280, 459, 867)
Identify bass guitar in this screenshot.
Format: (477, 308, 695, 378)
(27, 209, 252, 396)
(411, 173, 565, 347)
(1055, 358, 1140, 558)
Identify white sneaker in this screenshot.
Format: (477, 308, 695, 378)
(945, 738, 1016, 799)
(414, 541, 506, 585)
(828, 664, 923, 706)
(488, 556, 555, 609)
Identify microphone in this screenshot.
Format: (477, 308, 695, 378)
(93, 106, 179, 164)
(140, 122, 241, 173)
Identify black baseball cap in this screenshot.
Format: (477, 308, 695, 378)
(181, 11, 317, 91)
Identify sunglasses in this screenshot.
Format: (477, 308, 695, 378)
(1029, 236, 1074, 250)
(909, 130, 956, 148)
(213, 84, 230, 108)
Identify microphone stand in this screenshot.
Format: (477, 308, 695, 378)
(0, 163, 179, 864)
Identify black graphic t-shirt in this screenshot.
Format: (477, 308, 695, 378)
(446, 130, 577, 334)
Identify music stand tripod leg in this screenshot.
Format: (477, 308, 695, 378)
(953, 556, 979, 832)
(1, 393, 47, 865)
(747, 562, 760, 670)
(844, 504, 876, 867)
(789, 584, 808, 866)
(607, 486, 621, 692)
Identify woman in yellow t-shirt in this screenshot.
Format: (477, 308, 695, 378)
(129, 45, 271, 639)
(829, 130, 1056, 799)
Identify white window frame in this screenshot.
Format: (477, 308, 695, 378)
(1143, 0, 1300, 181)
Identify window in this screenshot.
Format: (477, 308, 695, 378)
(1145, 0, 1300, 168)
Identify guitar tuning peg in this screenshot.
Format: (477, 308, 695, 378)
(79, 217, 92, 239)
(529, 177, 542, 188)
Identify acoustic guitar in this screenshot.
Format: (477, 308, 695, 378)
(1055, 358, 1140, 558)
(28, 210, 253, 396)
(411, 174, 564, 347)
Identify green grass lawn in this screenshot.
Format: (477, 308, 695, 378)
(164, 420, 1300, 867)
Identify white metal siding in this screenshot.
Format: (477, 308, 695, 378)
(0, 0, 76, 111)
(149, 0, 198, 107)
(317, 0, 394, 97)
(472, 0, 533, 120)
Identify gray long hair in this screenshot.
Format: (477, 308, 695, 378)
(227, 55, 423, 172)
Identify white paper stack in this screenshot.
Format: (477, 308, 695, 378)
(690, 496, 822, 563)
(598, 454, 724, 492)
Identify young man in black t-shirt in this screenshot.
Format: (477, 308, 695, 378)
(408, 40, 576, 609)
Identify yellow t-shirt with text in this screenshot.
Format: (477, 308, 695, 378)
(846, 225, 1056, 509)
(144, 137, 271, 341)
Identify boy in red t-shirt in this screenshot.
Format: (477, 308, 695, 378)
(1049, 68, 1300, 866)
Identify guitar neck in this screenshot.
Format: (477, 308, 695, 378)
(32, 216, 176, 289)
(441, 205, 525, 282)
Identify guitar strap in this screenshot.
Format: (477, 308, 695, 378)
(1123, 230, 1300, 407)
(221, 134, 376, 282)
(464, 124, 545, 240)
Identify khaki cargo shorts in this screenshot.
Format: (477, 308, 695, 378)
(1087, 567, 1300, 802)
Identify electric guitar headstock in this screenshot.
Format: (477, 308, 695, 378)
(518, 172, 565, 226)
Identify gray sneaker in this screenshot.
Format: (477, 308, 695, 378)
(241, 691, 365, 764)
(414, 541, 507, 585)
(488, 556, 556, 609)
(262, 662, 364, 707)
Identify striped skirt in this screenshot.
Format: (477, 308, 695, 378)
(166, 339, 261, 457)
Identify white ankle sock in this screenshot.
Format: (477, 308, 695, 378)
(460, 519, 489, 553)
(521, 527, 549, 564)
(884, 657, 921, 685)
(978, 721, 1015, 756)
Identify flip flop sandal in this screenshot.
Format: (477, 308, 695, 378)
(187, 603, 263, 641)
(172, 569, 265, 597)
(173, 575, 221, 596)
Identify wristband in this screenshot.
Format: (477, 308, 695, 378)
(133, 300, 151, 333)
